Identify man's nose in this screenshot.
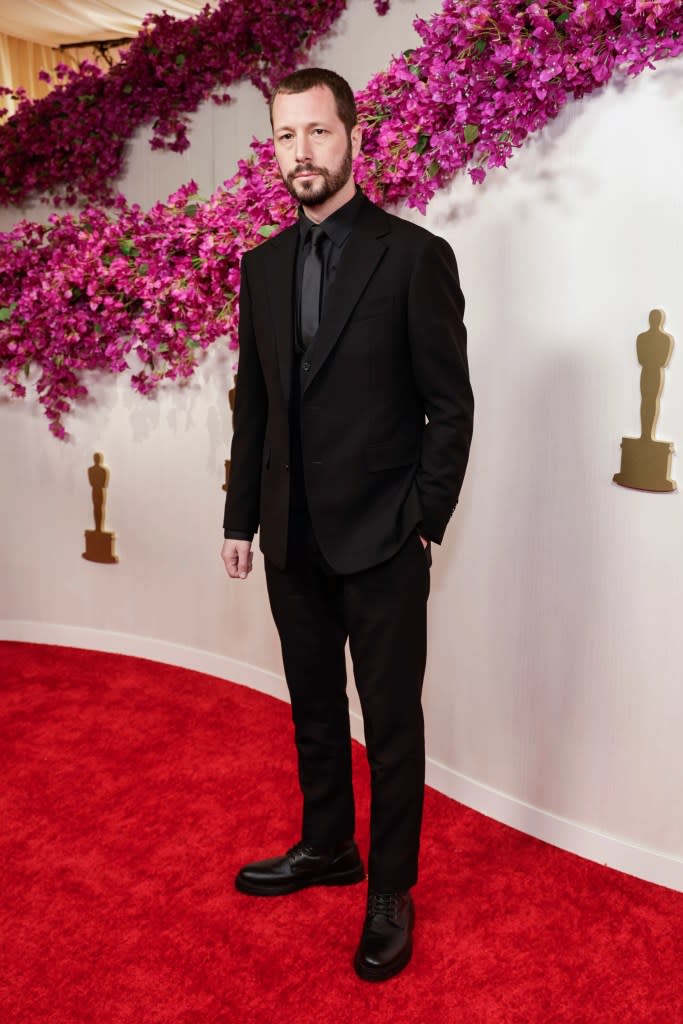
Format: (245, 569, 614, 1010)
(295, 133, 313, 164)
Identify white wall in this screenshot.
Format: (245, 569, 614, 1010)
(2, 0, 682, 890)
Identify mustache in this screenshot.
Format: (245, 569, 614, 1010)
(290, 165, 324, 177)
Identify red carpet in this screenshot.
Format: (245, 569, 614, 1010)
(0, 641, 681, 1024)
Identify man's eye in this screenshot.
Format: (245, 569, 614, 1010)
(313, 129, 327, 136)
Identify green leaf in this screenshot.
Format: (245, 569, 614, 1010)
(498, 130, 511, 143)
(191, 256, 203, 270)
(258, 224, 277, 238)
(464, 124, 480, 144)
(555, 11, 570, 23)
(158, 342, 169, 353)
(184, 203, 198, 217)
(137, 262, 149, 276)
(473, 38, 486, 55)
(119, 238, 139, 257)
(186, 339, 200, 349)
(414, 133, 430, 155)
(426, 159, 440, 178)
(175, 54, 186, 67)
(0, 307, 12, 321)
(122, 83, 133, 95)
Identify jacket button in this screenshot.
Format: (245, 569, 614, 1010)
(285, 463, 289, 471)
(302, 360, 311, 371)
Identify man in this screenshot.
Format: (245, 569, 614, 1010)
(221, 67, 473, 982)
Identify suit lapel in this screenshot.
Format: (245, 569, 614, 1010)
(260, 199, 391, 401)
(263, 224, 298, 403)
(304, 202, 390, 393)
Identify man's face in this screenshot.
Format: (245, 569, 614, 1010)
(272, 85, 362, 208)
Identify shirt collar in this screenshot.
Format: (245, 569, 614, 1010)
(298, 187, 364, 248)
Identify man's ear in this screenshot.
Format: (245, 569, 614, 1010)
(351, 123, 363, 158)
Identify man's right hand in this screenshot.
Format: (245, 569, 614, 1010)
(221, 538, 254, 580)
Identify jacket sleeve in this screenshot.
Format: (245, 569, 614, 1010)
(222, 255, 268, 539)
(407, 234, 474, 544)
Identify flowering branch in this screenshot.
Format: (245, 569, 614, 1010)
(354, 0, 683, 210)
(0, 0, 391, 207)
(1, 0, 682, 437)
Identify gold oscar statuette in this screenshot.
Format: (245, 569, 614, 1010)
(82, 452, 119, 563)
(613, 309, 676, 493)
(222, 376, 237, 493)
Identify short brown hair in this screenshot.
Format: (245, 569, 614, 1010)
(269, 68, 357, 134)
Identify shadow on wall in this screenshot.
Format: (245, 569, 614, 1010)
(428, 80, 606, 230)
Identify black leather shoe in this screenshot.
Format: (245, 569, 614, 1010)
(353, 890, 415, 981)
(235, 839, 365, 896)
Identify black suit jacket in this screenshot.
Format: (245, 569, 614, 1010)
(223, 194, 474, 574)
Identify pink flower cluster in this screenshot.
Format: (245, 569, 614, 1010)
(0, 151, 296, 436)
(354, 0, 683, 211)
(0, 0, 359, 207)
(1, 0, 682, 437)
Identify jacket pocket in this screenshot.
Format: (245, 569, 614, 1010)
(365, 438, 418, 472)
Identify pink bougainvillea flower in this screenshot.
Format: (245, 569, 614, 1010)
(2, 0, 683, 437)
(0, 0, 391, 208)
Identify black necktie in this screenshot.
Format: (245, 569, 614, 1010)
(300, 225, 325, 350)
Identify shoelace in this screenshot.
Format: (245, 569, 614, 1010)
(286, 841, 320, 861)
(367, 891, 402, 920)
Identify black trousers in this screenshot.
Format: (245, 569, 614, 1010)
(264, 514, 431, 891)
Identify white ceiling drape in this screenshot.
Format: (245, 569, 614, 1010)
(0, 0, 210, 48)
(0, 0, 213, 117)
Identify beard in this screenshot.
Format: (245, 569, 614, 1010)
(283, 141, 353, 208)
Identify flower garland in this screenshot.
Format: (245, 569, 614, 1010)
(1, 0, 682, 438)
(355, 0, 683, 210)
(0, 0, 388, 207)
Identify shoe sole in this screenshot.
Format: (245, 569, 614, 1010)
(235, 863, 366, 896)
(353, 902, 415, 982)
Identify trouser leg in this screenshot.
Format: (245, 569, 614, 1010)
(342, 532, 430, 891)
(265, 555, 354, 846)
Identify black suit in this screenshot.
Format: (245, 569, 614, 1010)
(224, 192, 473, 889)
